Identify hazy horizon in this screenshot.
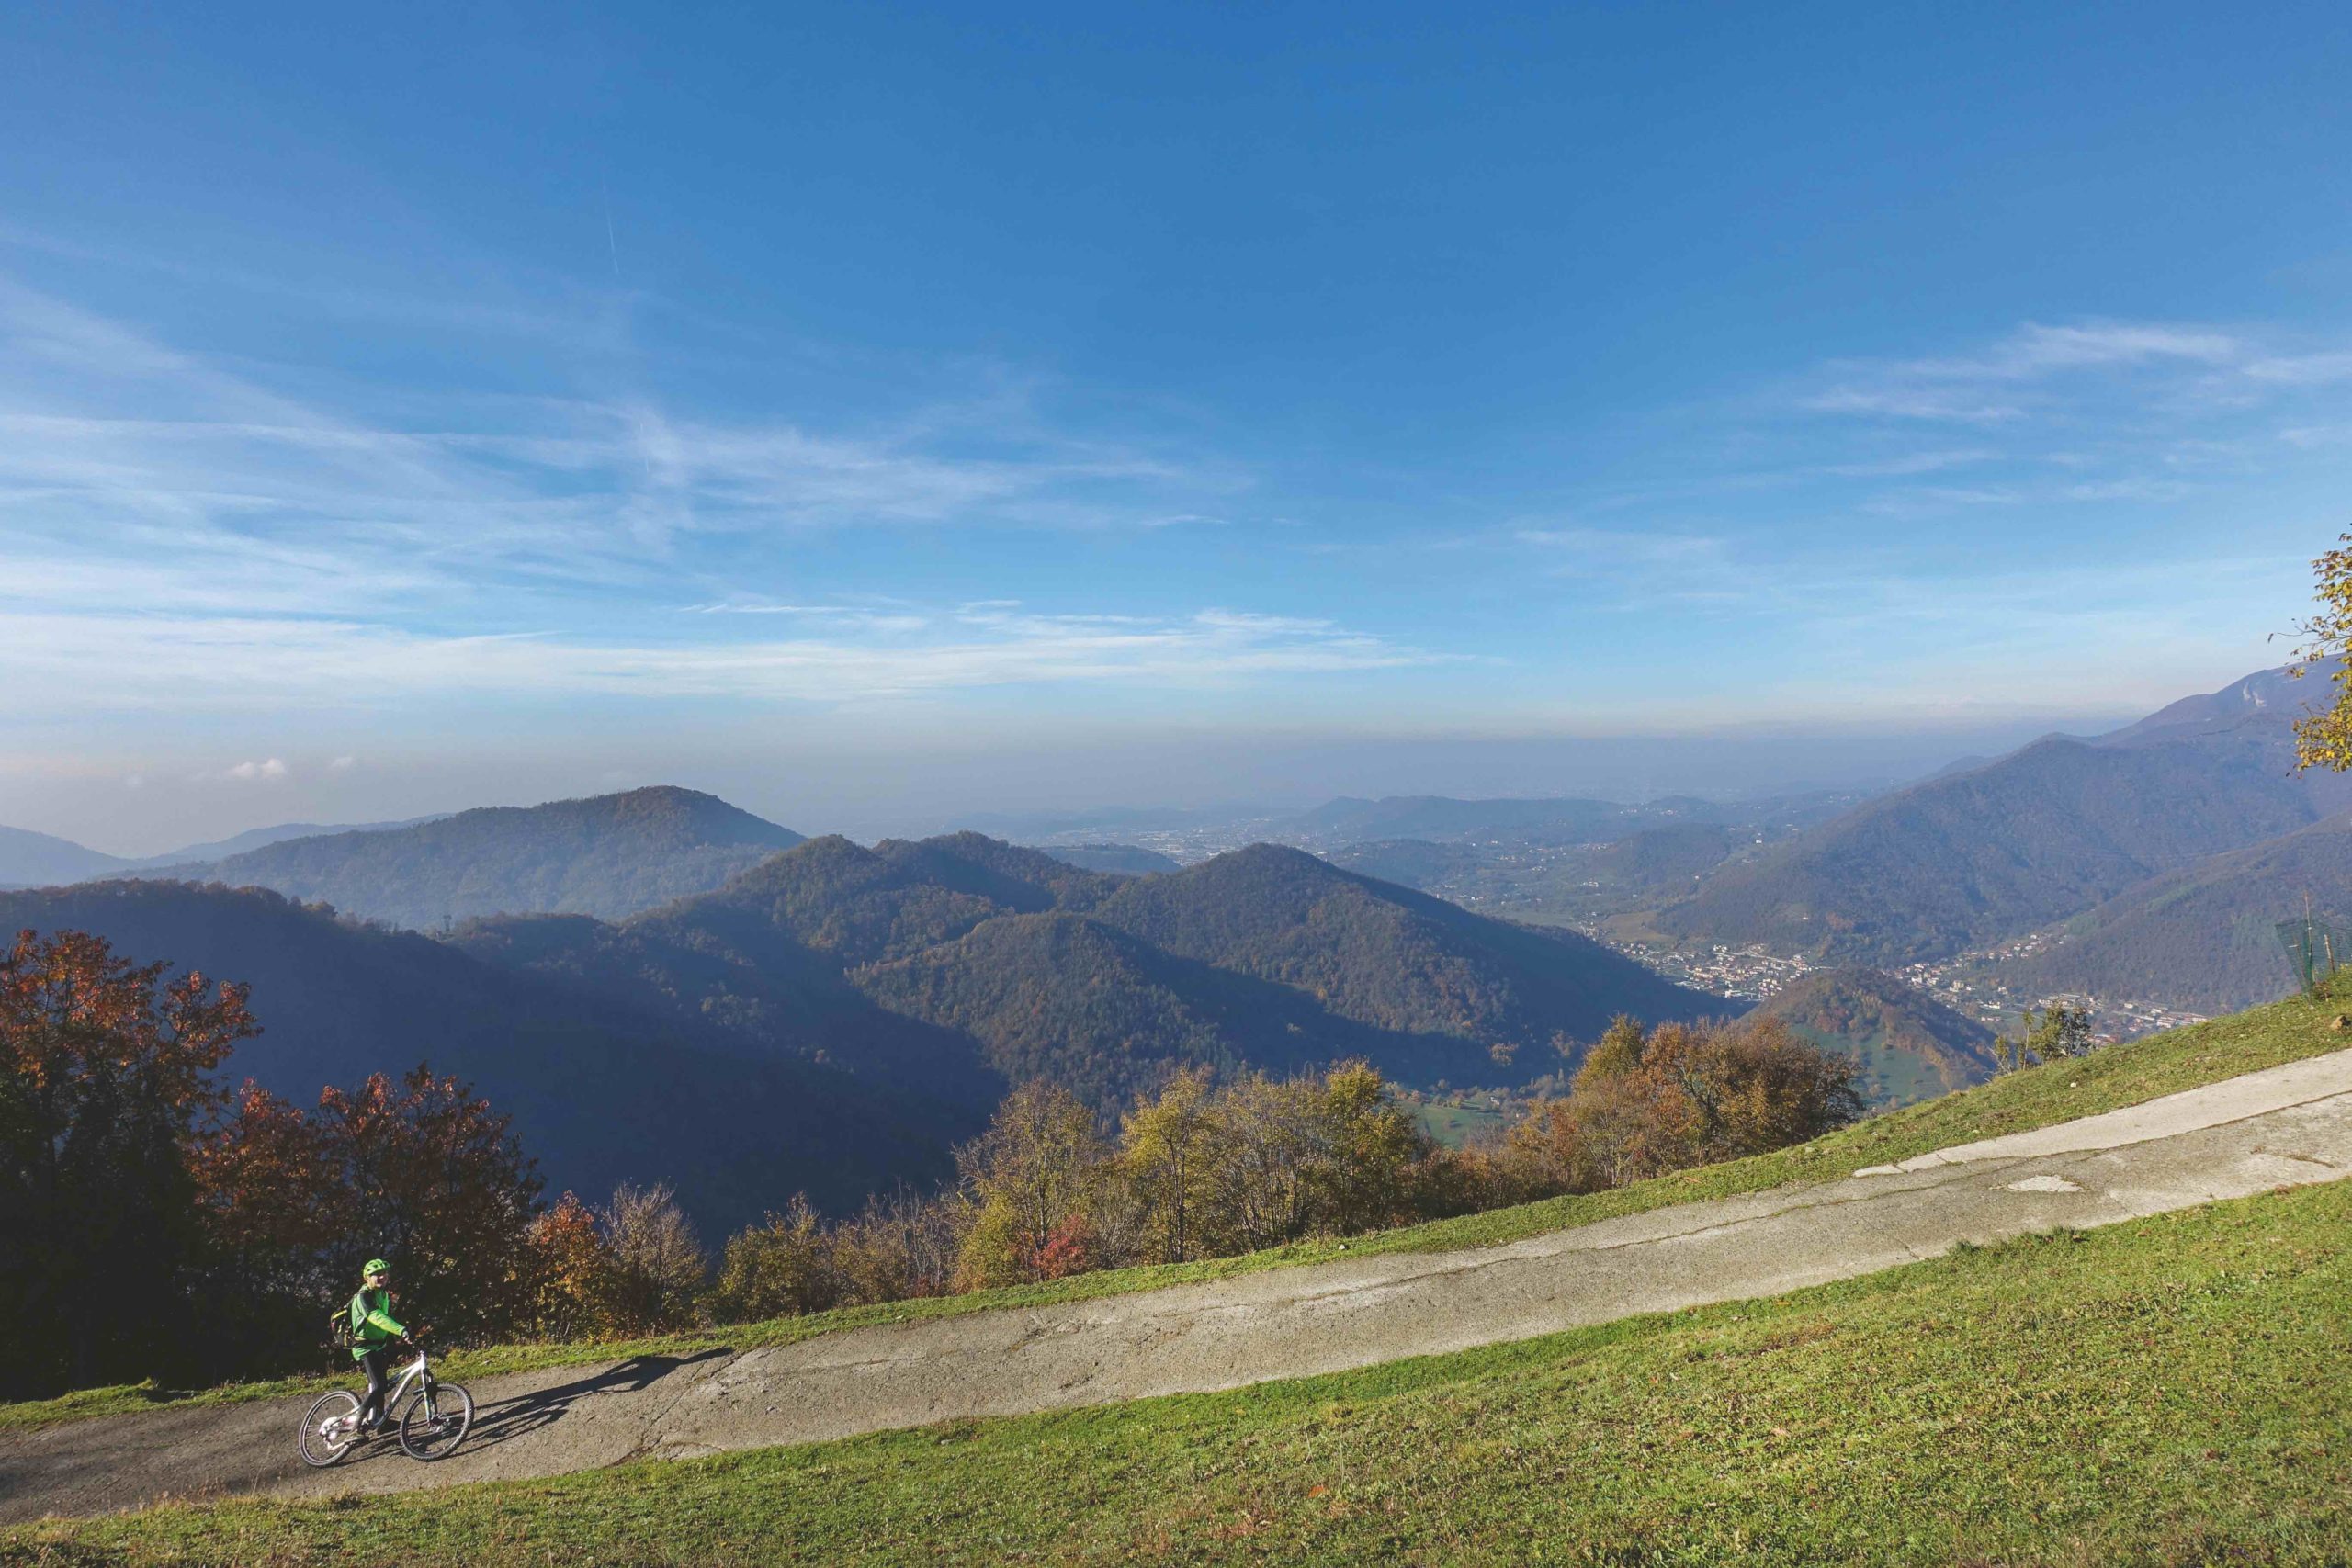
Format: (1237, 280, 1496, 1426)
(17, 704, 2154, 860)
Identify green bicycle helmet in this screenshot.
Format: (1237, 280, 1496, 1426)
(363, 1258, 390, 1281)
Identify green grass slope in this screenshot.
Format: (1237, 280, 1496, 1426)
(6, 992, 2343, 1441)
(11, 1179, 2349, 1565)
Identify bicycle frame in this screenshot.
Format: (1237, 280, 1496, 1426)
(379, 1348, 435, 1414)
(326, 1348, 435, 1436)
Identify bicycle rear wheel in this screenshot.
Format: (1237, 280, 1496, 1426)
(399, 1382, 473, 1460)
(298, 1390, 363, 1468)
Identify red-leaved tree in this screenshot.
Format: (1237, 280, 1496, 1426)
(0, 929, 257, 1396)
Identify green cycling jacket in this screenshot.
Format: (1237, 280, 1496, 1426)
(348, 1287, 407, 1362)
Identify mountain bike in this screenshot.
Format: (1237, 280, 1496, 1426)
(297, 1339, 475, 1467)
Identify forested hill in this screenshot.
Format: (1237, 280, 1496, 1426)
(1660, 665, 2352, 965)
(1087, 843, 1711, 1047)
(152, 786, 806, 931)
(468, 834, 1721, 1118)
(0, 880, 987, 1235)
(1752, 968, 1999, 1107)
(1994, 814, 2352, 1014)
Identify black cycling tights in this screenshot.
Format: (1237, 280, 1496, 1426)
(356, 1349, 391, 1429)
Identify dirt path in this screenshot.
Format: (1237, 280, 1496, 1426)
(8, 1050, 2352, 1525)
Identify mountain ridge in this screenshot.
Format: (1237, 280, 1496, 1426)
(1660, 665, 2352, 964)
(152, 786, 807, 931)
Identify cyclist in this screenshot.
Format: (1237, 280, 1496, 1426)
(348, 1258, 409, 1436)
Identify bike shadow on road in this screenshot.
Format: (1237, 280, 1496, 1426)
(461, 1348, 735, 1451)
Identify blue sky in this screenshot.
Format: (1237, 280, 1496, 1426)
(6, 2, 2352, 849)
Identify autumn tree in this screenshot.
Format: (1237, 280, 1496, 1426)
(831, 1183, 960, 1304)
(306, 1066, 546, 1345)
(187, 1081, 340, 1372)
(599, 1182, 707, 1332)
(1123, 1067, 1226, 1265)
(522, 1192, 617, 1341)
(1490, 1016, 1864, 1199)
(714, 1194, 839, 1322)
(953, 1080, 1109, 1289)
(1993, 1002, 2098, 1072)
(2290, 533, 2352, 771)
(1206, 1073, 1326, 1252)
(1309, 1061, 1430, 1235)
(0, 930, 256, 1397)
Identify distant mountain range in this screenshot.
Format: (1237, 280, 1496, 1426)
(1287, 791, 1860, 849)
(1752, 968, 1998, 1108)
(0, 826, 129, 888)
(1035, 843, 1184, 875)
(0, 818, 1717, 1230)
(133, 817, 439, 866)
(1660, 665, 2352, 966)
(0, 817, 430, 887)
(142, 786, 805, 930)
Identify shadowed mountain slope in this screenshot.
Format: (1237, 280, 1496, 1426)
(0, 880, 983, 1235)
(665, 832, 1116, 967)
(472, 835, 1718, 1120)
(1993, 813, 2352, 1014)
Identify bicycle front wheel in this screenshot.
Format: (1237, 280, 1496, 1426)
(399, 1382, 473, 1461)
(298, 1389, 363, 1468)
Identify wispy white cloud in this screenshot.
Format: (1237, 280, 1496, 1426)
(0, 276, 1250, 629)
(1793, 319, 2349, 429)
(0, 604, 1437, 716)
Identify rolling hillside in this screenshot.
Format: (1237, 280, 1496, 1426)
(160, 786, 806, 930)
(1661, 665, 2352, 964)
(1753, 967, 1999, 1106)
(471, 834, 1719, 1119)
(856, 911, 1507, 1108)
(1090, 843, 1713, 1047)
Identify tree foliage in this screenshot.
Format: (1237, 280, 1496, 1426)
(598, 1182, 708, 1333)
(1993, 1002, 2098, 1073)
(2, 927, 570, 1397)
(0, 929, 256, 1396)
(1493, 1016, 1866, 1194)
(2290, 533, 2352, 773)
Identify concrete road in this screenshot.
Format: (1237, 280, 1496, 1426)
(7, 1049, 2351, 1525)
